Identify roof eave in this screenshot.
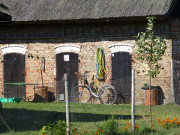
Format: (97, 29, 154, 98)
(0, 11, 12, 21)
(11, 15, 169, 25)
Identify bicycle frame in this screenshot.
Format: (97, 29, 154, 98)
(75, 71, 117, 105)
(84, 77, 104, 98)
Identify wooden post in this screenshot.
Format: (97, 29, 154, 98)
(131, 69, 135, 131)
(65, 73, 70, 135)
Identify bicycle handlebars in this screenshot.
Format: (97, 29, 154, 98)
(83, 71, 90, 76)
(75, 71, 90, 78)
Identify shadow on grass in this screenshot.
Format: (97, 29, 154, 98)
(0, 108, 147, 133)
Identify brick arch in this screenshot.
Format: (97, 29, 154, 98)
(1, 44, 27, 55)
(54, 44, 80, 54)
(108, 43, 134, 54)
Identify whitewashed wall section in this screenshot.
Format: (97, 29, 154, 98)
(54, 44, 80, 54)
(1, 45, 27, 55)
(108, 43, 134, 54)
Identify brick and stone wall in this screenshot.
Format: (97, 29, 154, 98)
(0, 20, 174, 104)
(134, 38, 173, 104)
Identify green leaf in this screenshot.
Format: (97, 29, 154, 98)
(136, 16, 167, 79)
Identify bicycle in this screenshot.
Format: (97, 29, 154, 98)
(72, 71, 117, 105)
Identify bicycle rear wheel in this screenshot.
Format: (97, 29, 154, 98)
(99, 84, 117, 105)
(72, 85, 91, 103)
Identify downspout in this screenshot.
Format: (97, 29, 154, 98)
(171, 59, 175, 104)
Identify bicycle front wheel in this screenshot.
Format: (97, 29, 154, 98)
(99, 85, 117, 105)
(72, 85, 91, 103)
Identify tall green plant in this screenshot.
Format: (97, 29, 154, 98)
(136, 16, 167, 124)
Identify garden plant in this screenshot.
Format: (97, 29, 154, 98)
(136, 16, 167, 124)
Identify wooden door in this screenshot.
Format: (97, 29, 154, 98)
(3, 53, 25, 98)
(112, 52, 131, 103)
(56, 53, 78, 101)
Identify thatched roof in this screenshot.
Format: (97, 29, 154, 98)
(0, 0, 178, 22)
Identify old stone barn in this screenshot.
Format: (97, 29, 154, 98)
(0, 0, 180, 104)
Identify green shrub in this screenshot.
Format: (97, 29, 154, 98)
(40, 120, 66, 135)
(101, 116, 119, 135)
(139, 127, 155, 134)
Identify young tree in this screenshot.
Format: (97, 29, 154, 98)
(136, 16, 167, 124)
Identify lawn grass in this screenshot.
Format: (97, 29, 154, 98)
(0, 102, 180, 135)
